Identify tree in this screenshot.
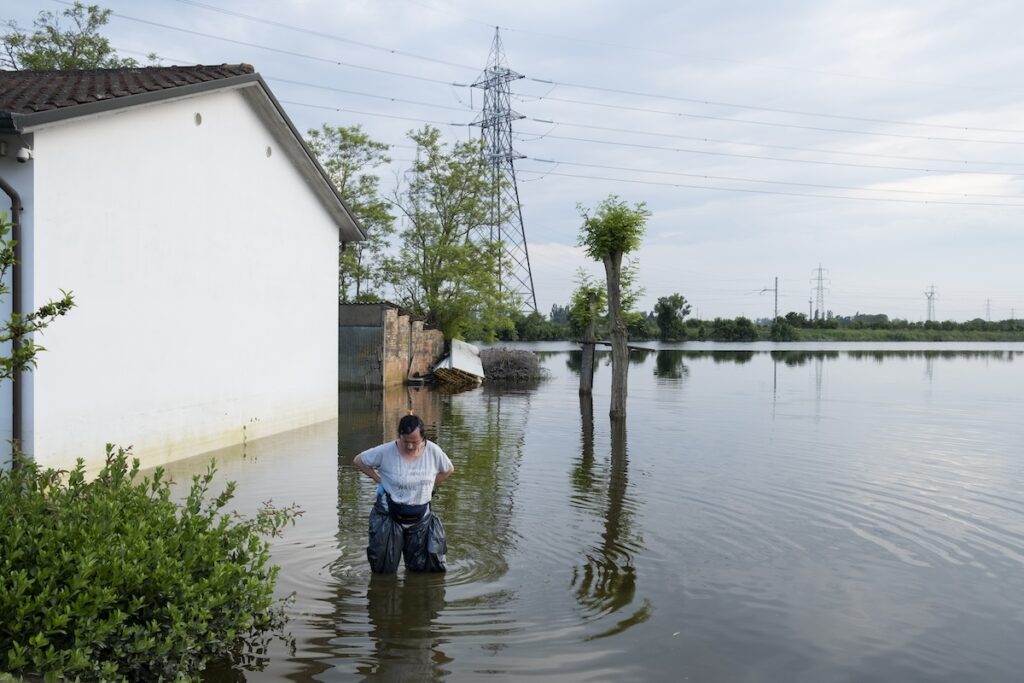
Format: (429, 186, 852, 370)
(2, 3, 155, 71)
(306, 124, 395, 302)
(568, 270, 607, 339)
(577, 196, 649, 417)
(0, 212, 75, 383)
(569, 270, 607, 395)
(390, 126, 515, 340)
(654, 293, 691, 341)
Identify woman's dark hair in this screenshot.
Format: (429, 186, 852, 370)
(398, 414, 426, 439)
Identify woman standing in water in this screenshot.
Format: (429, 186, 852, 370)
(353, 415, 454, 573)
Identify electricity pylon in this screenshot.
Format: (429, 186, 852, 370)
(811, 264, 829, 320)
(471, 27, 537, 313)
(925, 285, 936, 321)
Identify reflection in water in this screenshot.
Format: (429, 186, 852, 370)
(770, 350, 841, 366)
(359, 573, 451, 681)
(572, 392, 599, 499)
(654, 350, 689, 380)
(709, 350, 755, 364)
(190, 346, 1024, 681)
(571, 404, 651, 639)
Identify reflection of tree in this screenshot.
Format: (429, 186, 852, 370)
(770, 350, 840, 366)
(571, 415, 651, 638)
(572, 393, 599, 499)
(358, 573, 452, 680)
(709, 350, 754, 364)
(433, 385, 526, 566)
(654, 350, 690, 380)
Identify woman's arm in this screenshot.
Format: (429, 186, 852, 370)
(434, 465, 454, 487)
(353, 453, 382, 484)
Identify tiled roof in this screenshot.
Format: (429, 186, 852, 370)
(0, 64, 255, 114)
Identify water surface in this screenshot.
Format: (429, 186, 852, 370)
(160, 343, 1024, 681)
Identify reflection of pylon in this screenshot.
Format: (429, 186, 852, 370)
(471, 28, 537, 313)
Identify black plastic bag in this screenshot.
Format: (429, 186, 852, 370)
(366, 492, 448, 573)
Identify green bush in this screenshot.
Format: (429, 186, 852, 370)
(0, 446, 300, 681)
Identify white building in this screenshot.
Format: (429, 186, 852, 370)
(0, 64, 363, 470)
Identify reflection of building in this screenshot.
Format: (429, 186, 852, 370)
(339, 385, 443, 453)
(339, 302, 444, 387)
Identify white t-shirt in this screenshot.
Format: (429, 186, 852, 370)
(357, 440, 454, 506)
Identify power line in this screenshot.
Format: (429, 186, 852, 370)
(517, 90, 1024, 145)
(527, 157, 1024, 199)
(521, 117, 1024, 169)
(267, 76, 473, 112)
(521, 81, 1024, 136)
(91, 1, 1024, 138)
(514, 132, 1019, 176)
(280, 100, 470, 129)
(492, 25, 1024, 96)
(513, 167, 1024, 207)
(156, 0, 480, 71)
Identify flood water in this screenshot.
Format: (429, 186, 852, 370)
(159, 343, 1024, 681)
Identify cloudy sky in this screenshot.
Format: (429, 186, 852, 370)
(11, 0, 1024, 320)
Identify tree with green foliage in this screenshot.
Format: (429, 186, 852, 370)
(709, 316, 759, 342)
(0, 212, 74, 385)
(1, 3, 156, 70)
(390, 126, 516, 339)
(654, 293, 691, 341)
(568, 270, 607, 339)
(306, 124, 395, 302)
(770, 318, 799, 341)
(549, 303, 570, 325)
(577, 196, 649, 417)
(569, 270, 607, 394)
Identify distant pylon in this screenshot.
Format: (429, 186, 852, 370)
(811, 264, 828, 320)
(471, 27, 537, 313)
(925, 285, 936, 321)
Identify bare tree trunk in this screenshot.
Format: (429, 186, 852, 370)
(579, 292, 596, 394)
(604, 253, 628, 418)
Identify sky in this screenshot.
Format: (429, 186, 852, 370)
(9, 0, 1024, 321)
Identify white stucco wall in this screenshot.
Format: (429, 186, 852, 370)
(19, 87, 340, 470)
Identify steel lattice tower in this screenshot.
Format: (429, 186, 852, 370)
(471, 28, 537, 313)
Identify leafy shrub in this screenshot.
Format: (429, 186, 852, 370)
(770, 320, 799, 341)
(0, 446, 300, 681)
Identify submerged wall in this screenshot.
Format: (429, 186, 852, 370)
(339, 302, 444, 387)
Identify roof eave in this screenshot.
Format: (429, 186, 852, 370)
(0, 71, 367, 242)
(1, 72, 263, 133)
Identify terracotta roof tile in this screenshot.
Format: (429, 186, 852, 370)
(0, 64, 255, 114)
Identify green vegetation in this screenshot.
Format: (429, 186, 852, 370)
(0, 447, 299, 681)
(307, 124, 396, 303)
(493, 297, 1024, 343)
(2, 2, 156, 70)
(654, 293, 691, 341)
(390, 126, 517, 340)
(0, 212, 75, 383)
(577, 195, 650, 417)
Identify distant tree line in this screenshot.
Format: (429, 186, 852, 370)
(499, 303, 1024, 343)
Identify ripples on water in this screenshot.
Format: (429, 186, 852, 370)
(170, 345, 1024, 681)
